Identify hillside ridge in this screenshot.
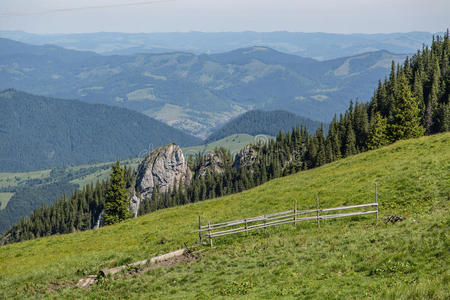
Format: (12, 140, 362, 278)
(0, 89, 201, 172)
(0, 132, 448, 298)
(0, 37, 407, 136)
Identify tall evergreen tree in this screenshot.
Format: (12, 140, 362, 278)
(425, 59, 441, 134)
(367, 112, 388, 150)
(103, 161, 132, 225)
(343, 119, 357, 157)
(387, 73, 425, 142)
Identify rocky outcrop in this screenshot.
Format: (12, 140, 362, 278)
(131, 143, 192, 216)
(94, 210, 105, 229)
(194, 149, 226, 178)
(129, 193, 141, 218)
(232, 144, 259, 169)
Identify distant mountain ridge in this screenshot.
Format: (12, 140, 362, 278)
(0, 30, 435, 60)
(0, 37, 407, 137)
(206, 110, 324, 143)
(0, 89, 201, 172)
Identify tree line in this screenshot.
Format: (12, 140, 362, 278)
(139, 31, 449, 214)
(205, 110, 324, 143)
(1, 31, 448, 245)
(0, 166, 135, 244)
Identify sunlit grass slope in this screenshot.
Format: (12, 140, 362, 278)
(0, 192, 13, 210)
(0, 133, 448, 299)
(182, 133, 273, 156)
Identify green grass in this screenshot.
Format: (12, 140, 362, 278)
(69, 158, 140, 187)
(182, 134, 273, 157)
(0, 169, 51, 190)
(0, 133, 449, 299)
(0, 193, 14, 210)
(0, 159, 140, 190)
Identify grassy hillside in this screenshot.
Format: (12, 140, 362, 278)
(0, 193, 13, 210)
(0, 133, 448, 299)
(183, 133, 273, 157)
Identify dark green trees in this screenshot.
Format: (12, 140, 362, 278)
(103, 161, 132, 225)
(367, 112, 388, 150)
(2, 32, 448, 246)
(387, 73, 425, 142)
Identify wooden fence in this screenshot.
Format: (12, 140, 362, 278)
(196, 184, 379, 246)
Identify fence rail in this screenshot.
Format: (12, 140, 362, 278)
(196, 184, 379, 246)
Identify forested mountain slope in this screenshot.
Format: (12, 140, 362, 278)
(0, 89, 201, 172)
(206, 110, 323, 143)
(0, 38, 407, 137)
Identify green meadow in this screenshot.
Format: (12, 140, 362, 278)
(0, 133, 448, 299)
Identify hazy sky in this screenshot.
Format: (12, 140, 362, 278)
(0, 0, 448, 34)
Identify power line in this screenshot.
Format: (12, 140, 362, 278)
(0, 0, 175, 17)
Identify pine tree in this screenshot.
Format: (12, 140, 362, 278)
(387, 73, 425, 142)
(343, 120, 357, 157)
(103, 161, 132, 225)
(315, 128, 326, 167)
(367, 112, 388, 150)
(425, 59, 441, 134)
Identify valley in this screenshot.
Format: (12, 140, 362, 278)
(0, 38, 407, 137)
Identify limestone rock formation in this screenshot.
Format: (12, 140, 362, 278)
(131, 143, 192, 215)
(129, 193, 141, 218)
(194, 149, 226, 178)
(232, 144, 259, 169)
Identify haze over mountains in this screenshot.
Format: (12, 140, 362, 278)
(0, 37, 407, 137)
(0, 31, 435, 60)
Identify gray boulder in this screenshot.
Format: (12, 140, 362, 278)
(132, 143, 192, 215)
(232, 144, 259, 169)
(194, 149, 226, 178)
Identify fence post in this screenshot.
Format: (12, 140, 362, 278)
(198, 215, 202, 244)
(208, 221, 213, 247)
(316, 195, 320, 228)
(264, 215, 267, 233)
(245, 219, 248, 235)
(375, 183, 378, 220)
(294, 199, 297, 228)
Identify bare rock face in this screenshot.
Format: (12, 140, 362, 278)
(194, 149, 226, 178)
(129, 193, 141, 217)
(232, 144, 259, 169)
(93, 210, 105, 229)
(133, 144, 192, 214)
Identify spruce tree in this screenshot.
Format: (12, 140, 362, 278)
(367, 112, 388, 150)
(343, 120, 357, 157)
(103, 161, 132, 225)
(425, 59, 441, 134)
(387, 73, 425, 142)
